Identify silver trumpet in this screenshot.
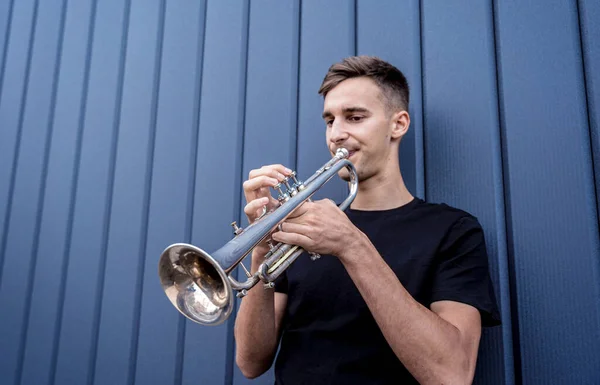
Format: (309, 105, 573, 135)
(158, 148, 358, 326)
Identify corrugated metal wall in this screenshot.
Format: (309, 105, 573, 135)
(0, 1, 598, 384)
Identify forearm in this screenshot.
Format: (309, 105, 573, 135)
(341, 234, 471, 385)
(234, 250, 278, 376)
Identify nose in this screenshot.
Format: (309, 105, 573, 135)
(329, 120, 349, 145)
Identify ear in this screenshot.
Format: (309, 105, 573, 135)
(391, 110, 410, 140)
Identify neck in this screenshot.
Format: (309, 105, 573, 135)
(349, 162, 414, 211)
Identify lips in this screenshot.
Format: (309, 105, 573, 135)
(332, 148, 358, 159)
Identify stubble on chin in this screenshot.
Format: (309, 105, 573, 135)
(338, 165, 365, 183)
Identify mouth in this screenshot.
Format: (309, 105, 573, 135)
(332, 148, 358, 159)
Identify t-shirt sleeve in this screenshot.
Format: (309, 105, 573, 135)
(273, 270, 289, 294)
(429, 215, 501, 327)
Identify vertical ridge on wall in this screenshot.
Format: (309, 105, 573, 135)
(182, 2, 245, 384)
(184, 1, 209, 382)
(0, 0, 15, 99)
(0, 0, 37, 288)
(356, 0, 422, 197)
(496, 1, 600, 383)
(490, 1, 519, 383)
(15, 0, 68, 383)
(297, 0, 354, 204)
(47, 1, 97, 384)
(293, 0, 302, 171)
(91, 0, 166, 384)
(52, 0, 130, 383)
(578, 0, 600, 249)
(293, 0, 302, 172)
(575, 1, 595, 216)
(127, 0, 166, 383)
(0, 1, 61, 384)
(176, 4, 213, 380)
(87, 1, 131, 383)
(232, 2, 301, 384)
(352, 0, 357, 55)
(226, 1, 250, 384)
(417, 0, 426, 199)
(175, 2, 212, 382)
(576, 0, 600, 362)
(421, 2, 513, 383)
(134, 1, 208, 384)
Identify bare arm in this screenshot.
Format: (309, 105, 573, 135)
(234, 250, 287, 379)
(340, 233, 482, 385)
(234, 164, 292, 379)
(271, 200, 483, 385)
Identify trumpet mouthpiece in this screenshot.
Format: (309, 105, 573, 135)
(336, 148, 349, 158)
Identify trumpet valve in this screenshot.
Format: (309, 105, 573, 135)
(289, 171, 299, 185)
(283, 177, 297, 196)
(274, 183, 290, 203)
(290, 171, 306, 192)
(231, 221, 243, 236)
(263, 282, 275, 290)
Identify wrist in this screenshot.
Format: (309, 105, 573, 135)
(338, 229, 370, 264)
(250, 247, 268, 271)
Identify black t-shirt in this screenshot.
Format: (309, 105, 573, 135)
(273, 197, 500, 385)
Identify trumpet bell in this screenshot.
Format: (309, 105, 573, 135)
(158, 243, 234, 325)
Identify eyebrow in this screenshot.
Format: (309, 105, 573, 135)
(322, 106, 370, 120)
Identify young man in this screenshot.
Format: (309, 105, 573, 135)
(234, 56, 500, 385)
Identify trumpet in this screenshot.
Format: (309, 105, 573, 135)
(158, 148, 358, 325)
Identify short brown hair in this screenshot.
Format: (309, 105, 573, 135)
(318, 56, 410, 112)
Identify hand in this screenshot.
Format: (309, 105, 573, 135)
(271, 199, 361, 259)
(243, 164, 293, 257)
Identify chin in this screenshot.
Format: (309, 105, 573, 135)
(338, 169, 351, 182)
(338, 167, 360, 182)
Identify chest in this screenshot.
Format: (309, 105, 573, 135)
(283, 225, 441, 330)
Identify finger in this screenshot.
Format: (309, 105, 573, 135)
(271, 230, 312, 249)
(249, 165, 293, 180)
(243, 175, 279, 193)
(244, 197, 269, 219)
(313, 198, 336, 207)
(269, 196, 280, 208)
(278, 221, 313, 236)
(248, 168, 286, 182)
(286, 201, 311, 219)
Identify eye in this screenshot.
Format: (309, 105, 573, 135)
(348, 115, 364, 122)
(325, 119, 334, 127)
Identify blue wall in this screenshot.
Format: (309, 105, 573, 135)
(0, 1, 598, 384)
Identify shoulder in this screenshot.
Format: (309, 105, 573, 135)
(409, 199, 486, 256)
(411, 198, 481, 232)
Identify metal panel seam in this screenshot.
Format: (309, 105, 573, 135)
(179, 1, 208, 384)
(0, 0, 39, 289)
(226, 2, 251, 384)
(576, 0, 600, 253)
(50, 0, 99, 383)
(293, 0, 302, 171)
(15, 0, 68, 384)
(489, 1, 517, 384)
(575, 0, 600, 341)
(128, 0, 167, 384)
(352, 0, 357, 56)
(0, 0, 15, 106)
(418, 0, 426, 200)
(88, 0, 132, 384)
(491, 0, 522, 383)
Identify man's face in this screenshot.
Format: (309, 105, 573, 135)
(322, 77, 399, 182)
